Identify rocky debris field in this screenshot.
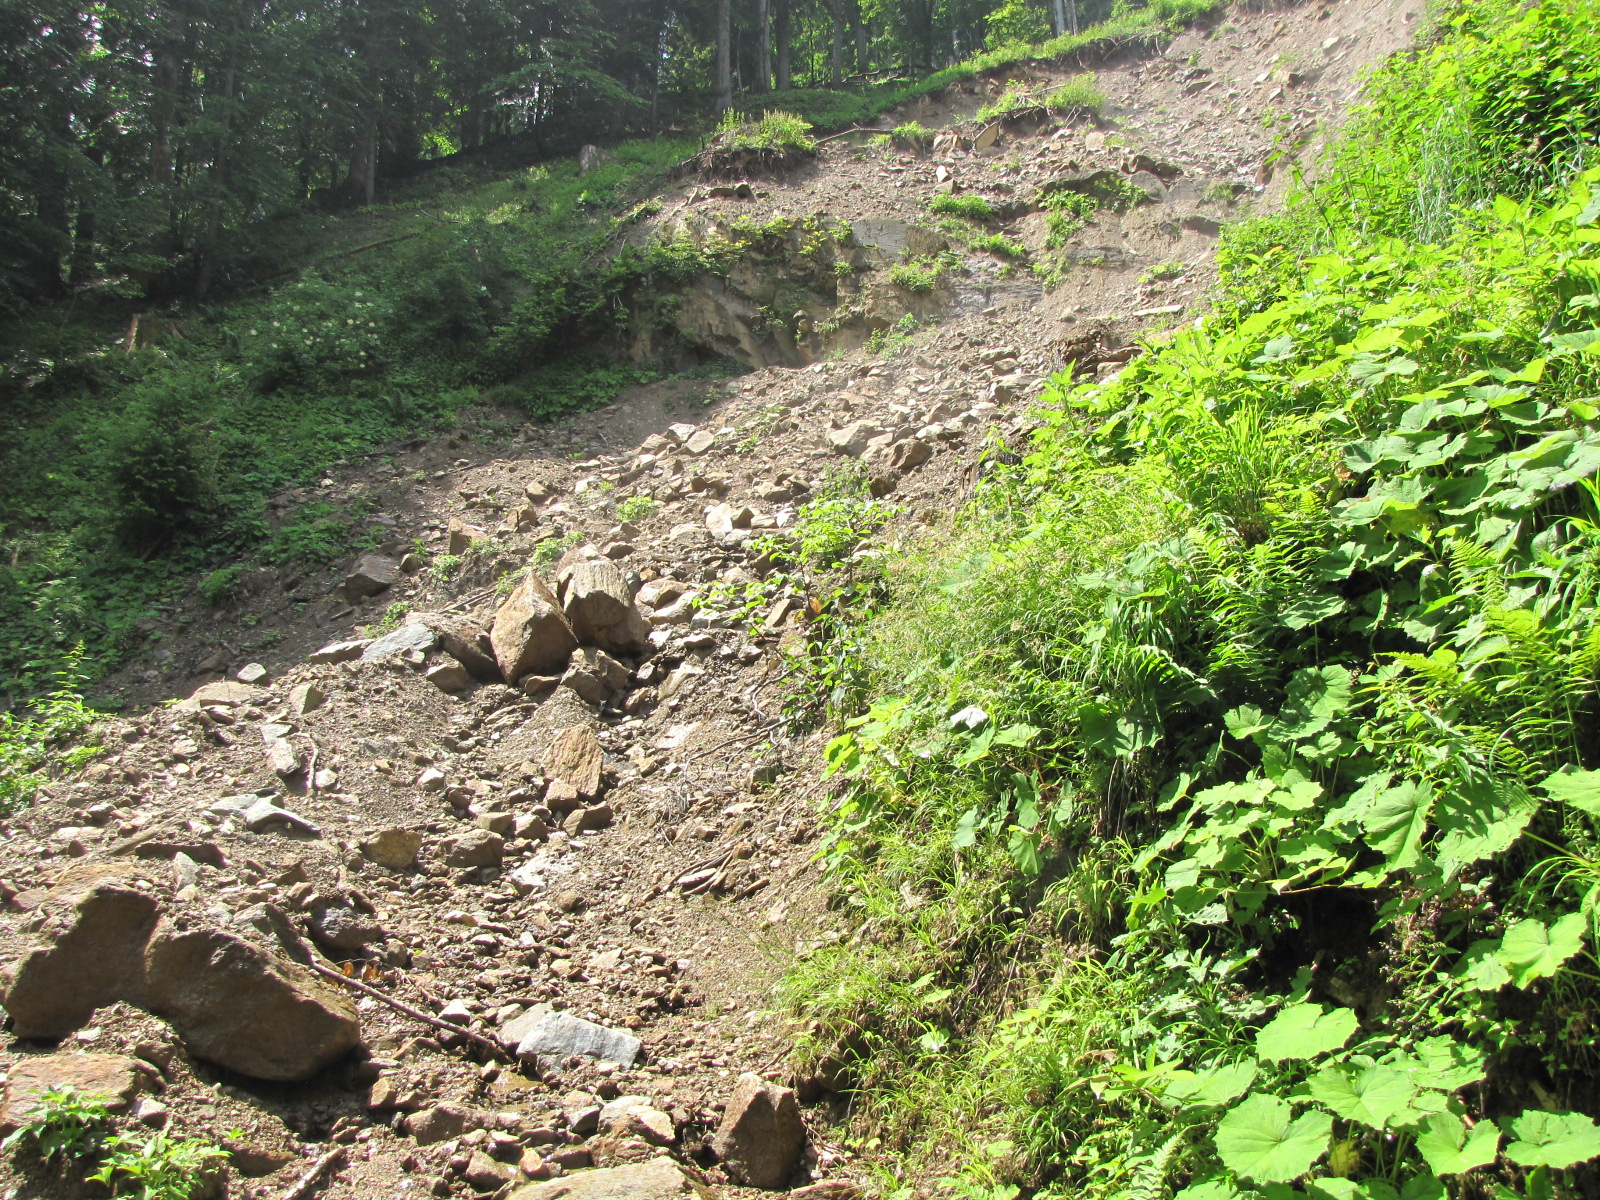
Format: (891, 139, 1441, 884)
(0, 3, 1420, 1198)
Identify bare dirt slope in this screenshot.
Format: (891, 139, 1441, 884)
(0, 3, 1420, 1198)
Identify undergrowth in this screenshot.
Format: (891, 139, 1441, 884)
(783, 2, 1600, 1199)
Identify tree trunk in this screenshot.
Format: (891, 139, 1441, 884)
(1067, 0, 1079, 35)
(756, 0, 771, 94)
(829, 2, 844, 85)
(151, 43, 179, 186)
(852, 1, 867, 72)
(774, 0, 791, 90)
(343, 118, 377, 207)
(715, 0, 732, 113)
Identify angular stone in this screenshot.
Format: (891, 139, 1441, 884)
(507, 1158, 708, 1200)
(184, 681, 262, 708)
(308, 904, 384, 952)
(684, 429, 716, 455)
(265, 739, 301, 777)
(889, 439, 932, 472)
(235, 662, 269, 685)
(448, 518, 486, 556)
(514, 1011, 641, 1067)
(442, 830, 504, 869)
(573, 803, 614, 833)
(1, 1053, 145, 1127)
(828, 421, 885, 457)
(464, 1149, 517, 1191)
(404, 1103, 471, 1146)
(1, 868, 162, 1039)
(288, 683, 327, 716)
(408, 612, 502, 682)
(142, 927, 361, 1082)
(710, 1074, 805, 1189)
(343, 554, 402, 601)
(558, 560, 649, 656)
(496, 1004, 552, 1052)
(426, 661, 473, 693)
(544, 727, 603, 800)
(599, 1098, 675, 1147)
(308, 639, 369, 665)
(361, 623, 438, 662)
(360, 829, 423, 871)
(492, 574, 579, 686)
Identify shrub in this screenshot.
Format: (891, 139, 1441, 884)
(708, 109, 817, 154)
(1, 1087, 109, 1162)
(616, 494, 657, 523)
(985, 0, 1052, 50)
(1047, 72, 1106, 117)
(928, 193, 996, 221)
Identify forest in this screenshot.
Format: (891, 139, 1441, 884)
(2, 0, 1112, 312)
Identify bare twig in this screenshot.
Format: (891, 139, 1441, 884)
(305, 959, 508, 1058)
(693, 720, 781, 760)
(279, 1146, 346, 1200)
(305, 737, 320, 800)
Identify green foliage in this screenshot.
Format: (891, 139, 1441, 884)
(891, 121, 935, 149)
(1140, 260, 1187, 283)
(89, 1130, 229, 1200)
(1049, 73, 1107, 117)
(615, 494, 658, 524)
(197, 566, 242, 608)
(1, 1087, 110, 1163)
(781, 5, 1600, 1198)
(710, 109, 817, 154)
(0, 653, 99, 814)
(866, 314, 924, 357)
(969, 233, 1027, 260)
(985, 0, 1052, 50)
(1043, 191, 1100, 247)
(891, 252, 959, 293)
(929, 193, 996, 221)
(263, 502, 367, 566)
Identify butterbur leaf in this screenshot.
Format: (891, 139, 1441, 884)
(1163, 1060, 1257, 1109)
(1399, 1179, 1445, 1200)
(1496, 912, 1586, 987)
(1280, 593, 1346, 631)
(1256, 1002, 1358, 1063)
(1416, 1113, 1500, 1175)
(1215, 1093, 1332, 1182)
(1309, 1182, 1398, 1200)
(1307, 1065, 1416, 1128)
(1433, 778, 1538, 872)
(1506, 1110, 1600, 1168)
(1174, 1181, 1241, 1200)
(1536, 767, 1600, 816)
(992, 723, 1040, 748)
(1360, 780, 1433, 872)
(1453, 939, 1511, 991)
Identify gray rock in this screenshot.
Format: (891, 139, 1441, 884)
(506, 1158, 702, 1200)
(558, 560, 649, 657)
(496, 1003, 552, 1052)
(235, 662, 269, 685)
(265, 739, 301, 777)
(309, 904, 384, 952)
(408, 612, 503, 682)
(361, 623, 438, 662)
(288, 683, 327, 716)
(491, 573, 579, 686)
(343, 554, 402, 602)
(308, 639, 369, 665)
(514, 1011, 641, 1067)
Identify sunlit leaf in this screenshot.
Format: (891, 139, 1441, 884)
(1256, 1002, 1359, 1063)
(1506, 1110, 1600, 1169)
(1216, 1093, 1332, 1183)
(1416, 1112, 1501, 1175)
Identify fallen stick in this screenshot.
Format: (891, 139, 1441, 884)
(280, 1146, 345, 1200)
(693, 720, 781, 760)
(305, 959, 508, 1059)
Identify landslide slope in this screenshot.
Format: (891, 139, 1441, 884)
(0, 3, 1422, 1198)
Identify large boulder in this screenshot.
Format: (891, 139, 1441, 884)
(142, 928, 360, 1082)
(514, 1011, 641, 1067)
(1, 866, 162, 1038)
(710, 1074, 805, 1189)
(491, 574, 579, 686)
(557, 560, 649, 656)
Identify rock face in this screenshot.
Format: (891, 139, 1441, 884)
(1, 1053, 146, 1126)
(491, 574, 578, 686)
(361, 623, 438, 662)
(558, 560, 649, 656)
(142, 928, 361, 1082)
(0, 866, 360, 1083)
(508, 1157, 708, 1200)
(710, 1074, 806, 1189)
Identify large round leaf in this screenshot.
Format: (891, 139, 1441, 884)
(1215, 1093, 1333, 1183)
